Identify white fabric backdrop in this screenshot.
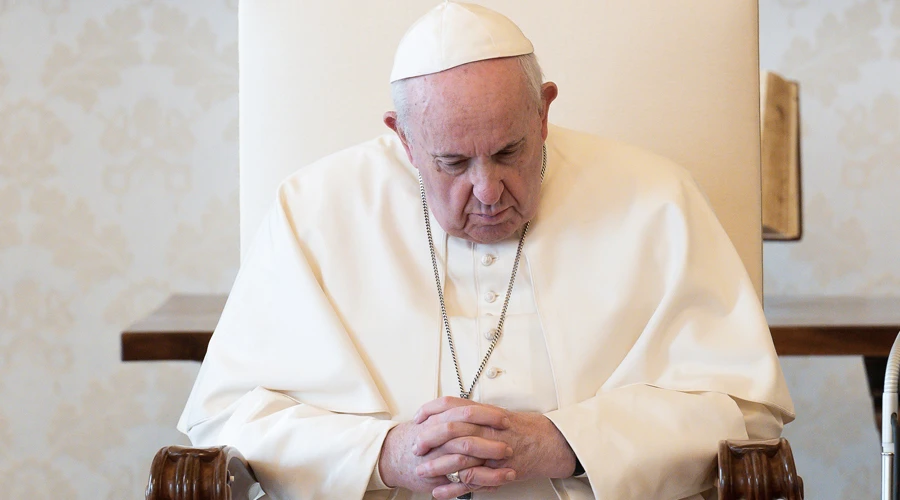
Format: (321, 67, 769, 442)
(239, 0, 764, 294)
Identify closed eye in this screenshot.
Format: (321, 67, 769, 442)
(494, 148, 519, 160)
(437, 158, 469, 174)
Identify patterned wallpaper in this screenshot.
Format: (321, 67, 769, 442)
(0, 1, 238, 498)
(761, 0, 900, 498)
(0, 0, 896, 498)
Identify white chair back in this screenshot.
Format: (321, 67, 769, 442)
(239, 0, 763, 295)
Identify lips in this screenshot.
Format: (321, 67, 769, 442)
(470, 207, 510, 224)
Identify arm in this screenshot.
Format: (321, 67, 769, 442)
(185, 387, 398, 498)
(536, 171, 792, 498)
(178, 193, 398, 498)
(545, 387, 782, 498)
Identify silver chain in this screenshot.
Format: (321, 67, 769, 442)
(418, 144, 546, 400)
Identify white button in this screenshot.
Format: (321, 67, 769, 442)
(483, 291, 498, 303)
(486, 367, 501, 379)
(481, 254, 496, 266)
(484, 328, 498, 340)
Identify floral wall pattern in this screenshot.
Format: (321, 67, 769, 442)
(0, 0, 895, 498)
(0, 1, 237, 498)
(762, 0, 900, 498)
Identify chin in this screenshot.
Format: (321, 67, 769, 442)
(465, 223, 519, 244)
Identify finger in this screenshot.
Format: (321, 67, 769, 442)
(434, 404, 511, 430)
(458, 466, 517, 487)
(415, 454, 484, 478)
(414, 421, 483, 455)
(432, 482, 479, 500)
(415, 396, 473, 424)
(431, 484, 497, 500)
(439, 436, 512, 461)
(431, 468, 516, 499)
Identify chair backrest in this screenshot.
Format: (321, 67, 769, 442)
(239, 1, 763, 296)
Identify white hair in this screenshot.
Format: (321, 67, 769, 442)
(390, 52, 545, 139)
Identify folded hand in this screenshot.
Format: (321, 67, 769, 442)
(414, 396, 577, 497)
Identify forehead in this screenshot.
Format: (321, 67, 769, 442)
(408, 59, 534, 153)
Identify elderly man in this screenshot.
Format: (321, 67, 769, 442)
(178, 2, 794, 499)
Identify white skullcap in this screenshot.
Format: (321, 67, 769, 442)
(389, 1, 534, 83)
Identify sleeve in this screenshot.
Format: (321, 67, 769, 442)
(545, 172, 793, 499)
(177, 188, 398, 499)
(546, 388, 782, 498)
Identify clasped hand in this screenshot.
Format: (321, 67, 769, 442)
(378, 397, 575, 499)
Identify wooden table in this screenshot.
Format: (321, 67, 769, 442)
(121, 294, 900, 362)
(121, 294, 900, 427)
(759, 295, 900, 429)
(121, 294, 226, 362)
(764, 295, 900, 356)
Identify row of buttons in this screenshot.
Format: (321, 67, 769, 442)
(482, 251, 502, 382)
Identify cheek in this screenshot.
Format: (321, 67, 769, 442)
(422, 171, 470, 219)
(445, 181, 473, 216)
(507, 173, 541, 209)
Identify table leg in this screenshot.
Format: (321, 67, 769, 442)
(864, 356, 887, 432)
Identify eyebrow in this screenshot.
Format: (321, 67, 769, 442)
(432, 137, 526, 159)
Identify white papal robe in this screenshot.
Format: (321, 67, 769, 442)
(178, 125, 795, 500)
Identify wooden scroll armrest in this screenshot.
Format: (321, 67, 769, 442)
(146, 445, 258, 500)
(717, 438, 804, 500)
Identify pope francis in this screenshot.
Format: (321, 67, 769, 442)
(178, 2, 795, 499)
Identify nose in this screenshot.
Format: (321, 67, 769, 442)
(471, 165, 503, 207)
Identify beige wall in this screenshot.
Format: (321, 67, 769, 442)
(0, 1, 237, 497)
(0, 0, 895, 498)
(761, 0, 900, 498)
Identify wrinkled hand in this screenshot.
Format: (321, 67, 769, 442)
(414, 397, 577, 488)
(379, 399, 518, 499)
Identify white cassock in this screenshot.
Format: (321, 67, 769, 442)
(178, 125, 795, 500)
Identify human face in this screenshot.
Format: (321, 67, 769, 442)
(386, 57, 557, 244)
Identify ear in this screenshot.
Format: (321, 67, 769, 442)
(539, 82, 559, 141)
(383, 111, 416, 165)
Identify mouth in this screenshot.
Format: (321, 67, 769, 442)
(470, 207, 511, 225)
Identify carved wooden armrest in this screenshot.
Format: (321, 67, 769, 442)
(717, 438, 804, 500)
(146, 445, 258, 500)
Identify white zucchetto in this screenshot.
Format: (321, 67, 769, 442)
(389, 1, 534, 83)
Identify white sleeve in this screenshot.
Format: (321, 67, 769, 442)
(178, 191, 398, 499)
(546, 386, 782, 499)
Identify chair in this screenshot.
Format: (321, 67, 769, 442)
(145, 1, 803, 498)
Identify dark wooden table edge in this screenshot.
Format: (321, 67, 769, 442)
(770, 325, 900, 356)
(121, 331, 213, 362)
(120, 293, 900, 362)
(121, 326, 900, 362)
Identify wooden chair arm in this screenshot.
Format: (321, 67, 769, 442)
(146, 438, 803, 499)
(146, 445, 258, 500)
(718, 438, 804, 500)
